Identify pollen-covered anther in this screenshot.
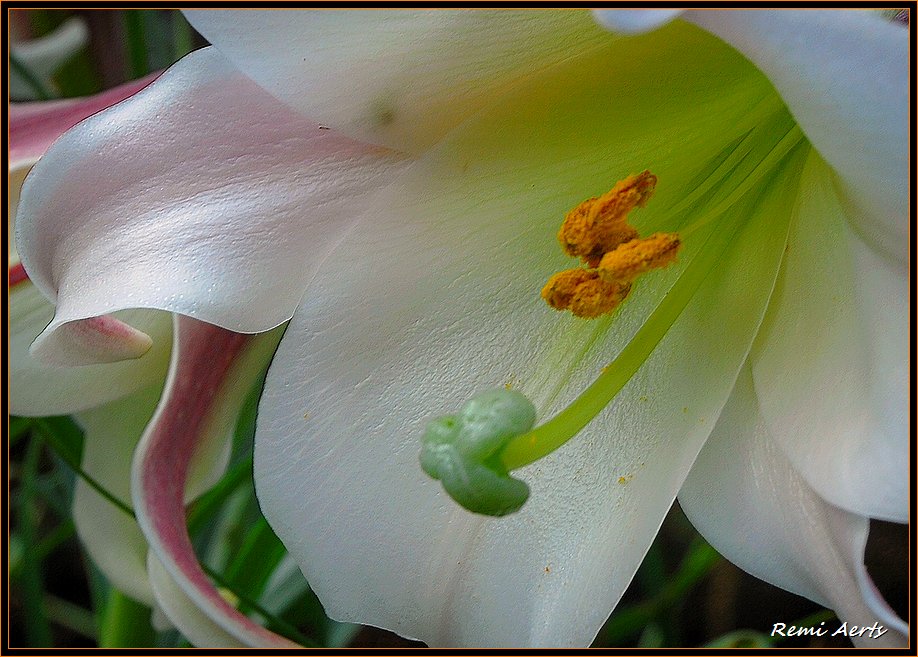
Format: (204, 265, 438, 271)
(541, 268, 632, 319)
(597, 232, 682, 286)
(582, 222, 640, 268)
(541, 268, 595, 311)
(557, 170, 657, 261)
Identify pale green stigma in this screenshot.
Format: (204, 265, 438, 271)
(420, 389, 536, 516)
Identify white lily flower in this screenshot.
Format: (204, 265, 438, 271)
(13, 9, 906, 648)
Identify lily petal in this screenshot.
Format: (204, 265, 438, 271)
(254, 24, 807, 646)
(33, 315, 154, 365)
(9, 81, 176, 415)
(73, 383, 165, 605)
(591, 9, 683, 34)
(683, 10, 907, 263)
(183, 10, 610, 153)
(16, 45, 407, 366)
(146, 554, 255, 647)
(9, 164, 31, 266)
(9, 75, 158, 165)
(750, 154, 907, 522)
(679, 366, 907, 647)
(9, 281, 172, 416)
(131, 315, 293, 647)
(9, 81, 175, 415)
(10, 77, 157, 274)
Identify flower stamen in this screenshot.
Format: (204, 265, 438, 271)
(542, 172, 682, 318)
(597, 232, 681, 286)
(557, 170, 655, 264)
(422, 127, 806, 516)
(542, 269, 632, 319)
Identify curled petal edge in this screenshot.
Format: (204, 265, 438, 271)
(131, 315, 295, 647)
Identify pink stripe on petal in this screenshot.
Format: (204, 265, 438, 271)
(9, 74, 159, 166)
(133, 316, 295, 647)
(9, 262, 29, 287)
(30, 315, 154, 366)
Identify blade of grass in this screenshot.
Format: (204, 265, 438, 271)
(223, 517, 288, 610)
(201, 563, 319, 647)
(659, 538, 721, 605)
(98, 589, 155, 647)
(9, 52, 54, 100)
(186, 456, 253, 534)
(123, 11, 149, 78)
(9, 520, 78, 580)
(17, 437, 54, 646)
(36, 520, 77, 562)
(44, 594, 97, 641)
(594, 537, 721, 646)
(30, 418, 134, 518)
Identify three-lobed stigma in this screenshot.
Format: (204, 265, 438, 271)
(542, 171, 681, 318)
(420, 389, 536, 517)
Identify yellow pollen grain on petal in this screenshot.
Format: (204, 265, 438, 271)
(597, 232, 681, 286)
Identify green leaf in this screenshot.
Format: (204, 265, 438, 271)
(31, 417, 134, 519)
(223, 517, 287, 608)
(98, 589, 155, 647)
(16, 438, 53, 646)
(9, 416, 32, 445)
(172, 12, 196, 60)
(595, 537, 721, 646)
(123, 11, 149, 78)
(9, 52, 54, 101)
(30, 416, 84, 464)
(186, 456, 253, 535)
